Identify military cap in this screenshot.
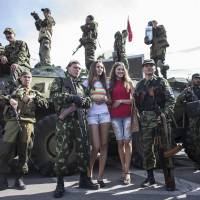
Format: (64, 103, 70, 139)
(192, 73, 200, 79)
(142, 59, 155, 66)
(3, 27, 15, 35)
(20, 71, 32, 77)
(41, 8, 51, 13)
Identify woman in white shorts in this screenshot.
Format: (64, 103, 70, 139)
(83, 60, 110, 188)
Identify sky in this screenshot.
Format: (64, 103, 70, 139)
(0, 0, 200, 78)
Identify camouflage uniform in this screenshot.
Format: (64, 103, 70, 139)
(50, 72, 91, 176)
(176, 80, 200, 164)
(113, 31, 129, 69)
(134, 75, 175, 170)
(150, 24, 169, 78)
(0, 86, 48, 175)
(80, 19, 98, 70)
(34, 9, 55, 66)
(4, 40, 31, 82)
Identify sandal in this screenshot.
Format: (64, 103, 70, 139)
(97, 180, 106, 188)
(123, 173, 131, 185)
(120, 171, 125, 182)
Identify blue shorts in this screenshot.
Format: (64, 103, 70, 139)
(111, 117, 132, 140)
(87, 112, 111, 125)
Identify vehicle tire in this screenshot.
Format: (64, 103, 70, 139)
(183, 129, 200, 166)
(32, 114, 78, 176)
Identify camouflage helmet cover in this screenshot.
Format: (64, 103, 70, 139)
(142, 59, 155, 66)
(3, 27, 15, 35)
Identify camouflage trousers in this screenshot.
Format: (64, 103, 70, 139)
(141, 127, 173, 170)
(84, 43, 96, 70)
(54, 118, 90, 176)
(120, 54, 129, 70)
(0, 120, 34, 175)
(39, 38, 51, 66)
(151, 47, 167, 78)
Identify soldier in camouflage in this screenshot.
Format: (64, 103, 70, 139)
(113, 30, 129, 69)
(145, 20, 169, 79)
(0, 28, 31, 85)
(32, 8, 55, 67)
(176, 73, 200, 165)
(134, 59, 176, 190)
(0, 71, 48, 190)
(80, 15, 98, 70)
(50, 60, 99, 198)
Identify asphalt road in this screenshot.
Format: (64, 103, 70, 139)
(0, 161, 200, 200)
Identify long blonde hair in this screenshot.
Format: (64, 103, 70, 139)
(109, 62, 133, 93)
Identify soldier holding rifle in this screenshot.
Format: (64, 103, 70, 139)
(134, 59, 176, 191)
(50, 60, 99, 198)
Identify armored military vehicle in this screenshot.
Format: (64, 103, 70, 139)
(0, 55, 199, 177)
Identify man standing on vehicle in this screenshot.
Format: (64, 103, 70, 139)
(31, 8, 55, 67)
(50, 60, 99, 198)
(0, 28, 31, 85)
(80, 15, 98, 70)
(134, 59, 176, 191)
(144, 20, 169, 79)
(0, 71, 48, 190)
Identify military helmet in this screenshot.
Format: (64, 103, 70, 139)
(3, 27, 15, 35)
(192, 73, 200, 79)
(41, 8, 51, 13)
(142, 59, 155, 66)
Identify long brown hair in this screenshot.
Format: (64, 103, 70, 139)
(88, 60, 107, 91)
(109, 62, 133, 93)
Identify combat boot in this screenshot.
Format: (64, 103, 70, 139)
(165, 168, 176, 191)
(53, 176, 65, 198)
(0, 174, 8, 190)
(79, 172, 100, 190)
(141, 169, 155, 187)
(14, 175, 26, 190)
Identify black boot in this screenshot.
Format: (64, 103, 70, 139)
(54, 176, 65, 198)
(15, 175, 26, 190)
(141, 169, 155, 187)
(0, 174, 8, 190)
(79, 172, 100, 190)
(165, 168, 176, 191)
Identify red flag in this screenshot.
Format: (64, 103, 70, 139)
(127, 17, 133, 42)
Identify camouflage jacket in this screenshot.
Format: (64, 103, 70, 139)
(50, 72, 91, 116)
(151, 25, 169, 58)
(134, 75, 175, 127)
(3, 86, 48, 123)
(80, 21, 98, 45)
(4, 40, 31, 68)
(38, 16, 55, 42)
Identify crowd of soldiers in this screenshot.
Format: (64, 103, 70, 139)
(0, 9, 200, 199)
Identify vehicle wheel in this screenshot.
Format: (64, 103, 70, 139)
(32, 114, 78, 176)
(183, 129, 200, 166)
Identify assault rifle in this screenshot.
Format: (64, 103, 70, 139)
(154, 111, 176, 191)
(72, 43, 82, 56)
(62, 76, 90, 165)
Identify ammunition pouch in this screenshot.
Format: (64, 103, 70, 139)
(186, 100, 200, 118)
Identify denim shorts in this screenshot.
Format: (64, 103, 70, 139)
(111, 117, 132, 140)
(87, 112, 111, 125)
